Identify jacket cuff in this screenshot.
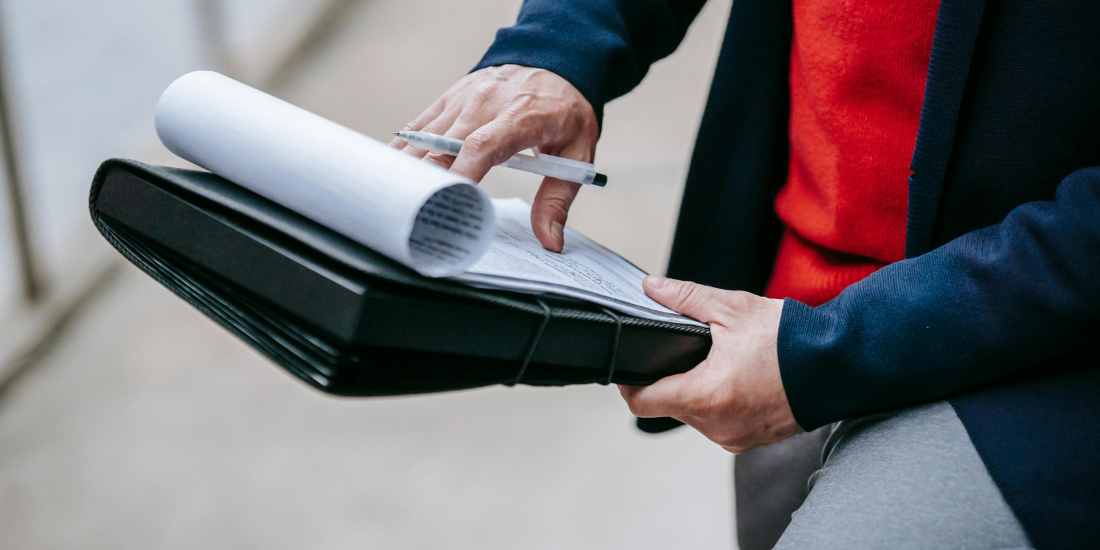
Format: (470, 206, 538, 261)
(776, 298, 844, 431)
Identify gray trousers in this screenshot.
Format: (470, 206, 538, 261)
(735, 401, 1033, 550)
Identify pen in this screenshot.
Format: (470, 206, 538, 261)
(393, 131, 607, 187)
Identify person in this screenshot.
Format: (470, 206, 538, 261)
(391, 0, 1100, 547)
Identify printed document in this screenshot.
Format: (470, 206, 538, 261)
(454, 199, 702, 326)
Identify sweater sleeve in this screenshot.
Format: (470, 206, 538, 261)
(472, 0, 708, 124)
(778, 167, 1100, 430)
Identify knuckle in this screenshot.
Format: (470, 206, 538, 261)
(540, 194, 572, 217)
(675, 282, 706, 311)
(470, 84, 495, 105)
(463, 132, 495, 155)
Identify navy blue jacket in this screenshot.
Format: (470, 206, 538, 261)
(474, 0, 1100, 547)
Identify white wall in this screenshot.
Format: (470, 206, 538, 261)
(0, 0, 339, 345)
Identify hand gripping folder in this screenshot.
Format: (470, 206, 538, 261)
(89, 160, 711, 397)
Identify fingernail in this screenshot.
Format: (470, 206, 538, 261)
(551, 221, 564, 249)
(645, 276, 668, 289)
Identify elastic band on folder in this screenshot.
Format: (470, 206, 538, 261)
(511, 298, 551, 386)
(599, 308, 622, 385)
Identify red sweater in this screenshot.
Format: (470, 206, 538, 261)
(764, 0, 941, 306)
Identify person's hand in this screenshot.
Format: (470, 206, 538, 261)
(619, 276, 803, 454)
(390, 64, 599, 252)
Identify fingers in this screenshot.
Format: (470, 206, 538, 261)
(530, 178, 581, 252)
(389, 99, 446, 151)
(642, 277, 728, 324)
(423, 109, 496, 171)
(449, 117, 542, 182)
(617, 370, 699, 419)
(398, 105, 465, 160)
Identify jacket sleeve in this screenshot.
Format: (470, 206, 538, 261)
(778, 167, 1100, 430)
(472, 0, 708, 123)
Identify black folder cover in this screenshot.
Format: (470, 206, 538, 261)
(88, 159, 711, 397)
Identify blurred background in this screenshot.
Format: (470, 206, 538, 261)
(0, 0, 737, 548)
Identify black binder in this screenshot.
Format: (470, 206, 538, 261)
(88, 159, 711, 397)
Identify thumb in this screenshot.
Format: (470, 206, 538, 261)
(643, 276, 723, 324)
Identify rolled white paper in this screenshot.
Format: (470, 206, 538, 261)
(155, 71, 493, 277)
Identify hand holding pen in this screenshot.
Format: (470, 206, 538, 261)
(393, 131, 607, 187)
(389, 64, 599, 253)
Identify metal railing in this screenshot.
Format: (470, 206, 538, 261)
(0, 5, 42, 304)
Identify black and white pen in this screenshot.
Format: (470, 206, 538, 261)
(393, 130, 607, 187)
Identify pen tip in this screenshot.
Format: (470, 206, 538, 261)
(392, 132, 400, 136)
